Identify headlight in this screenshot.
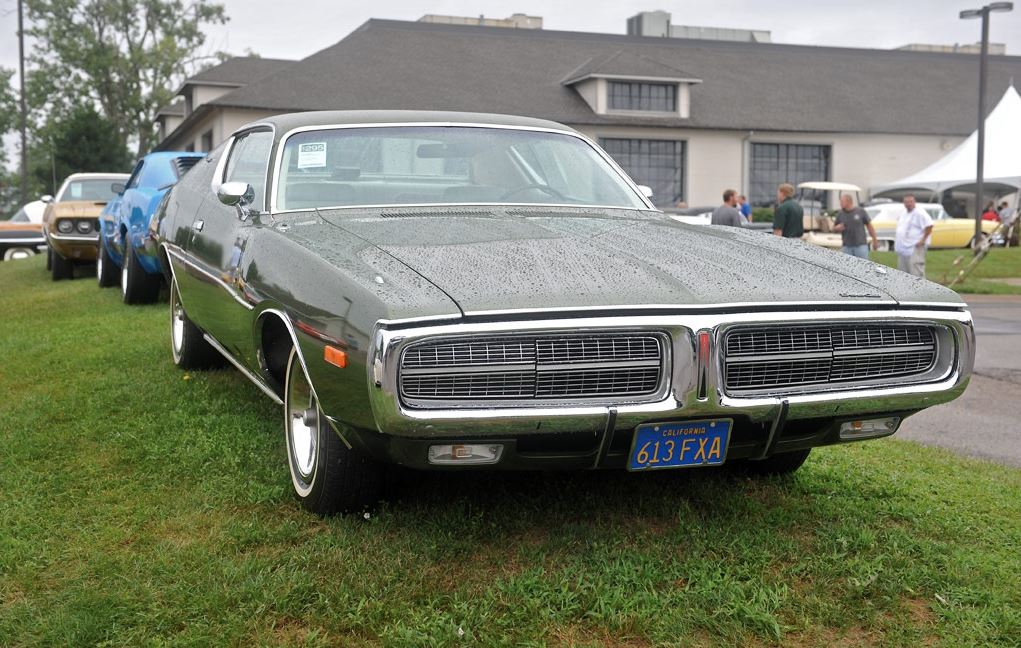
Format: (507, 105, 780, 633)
(56, 219, 74, 234)
(76, 220, 93, 234)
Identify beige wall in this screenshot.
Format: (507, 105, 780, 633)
(574, 124, 965, 207)
(162, 108, 282, 152)
(191, 85, 237, 111)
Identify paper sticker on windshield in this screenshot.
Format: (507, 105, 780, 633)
(297, 142, 327, 168)
(70, 183, 82, 199)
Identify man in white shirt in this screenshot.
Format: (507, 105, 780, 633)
(894, 194, 934, 277)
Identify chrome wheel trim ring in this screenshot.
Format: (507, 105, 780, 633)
(171, 283, 185, 362)
(96, 250, 103, 283)
(121, 254, 129, 296)
(285, 352, 318, 497)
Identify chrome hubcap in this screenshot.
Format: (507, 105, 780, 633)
(286, 358, 318, 491)
(171, 289, 185, 354)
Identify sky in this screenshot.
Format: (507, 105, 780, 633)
(2, 0, 1021, 165)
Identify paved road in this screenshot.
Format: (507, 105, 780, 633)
(898, 294, 1021, 467)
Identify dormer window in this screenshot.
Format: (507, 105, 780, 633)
(608, 81, 677, 112)
(562, 50, 701, 119)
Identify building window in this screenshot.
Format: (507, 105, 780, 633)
(600, 138, 685, 207)
(201, 130, 214, 153)
(749, 143, 831, 206)
(608, 82, 677, 112)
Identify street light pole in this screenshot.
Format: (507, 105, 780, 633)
(960, 2, 1013, 246)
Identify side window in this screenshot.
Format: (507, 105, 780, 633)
(223, 129, 274, 212)
(125, 160, 144, 190)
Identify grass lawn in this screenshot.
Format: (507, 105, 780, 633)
(2, 255, 1020, 646)
(871, 247, 1021, 295)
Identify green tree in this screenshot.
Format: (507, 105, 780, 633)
(25, 0, 226, 157)
(30, 105, 132, 196)
(0, 68, 21, 216)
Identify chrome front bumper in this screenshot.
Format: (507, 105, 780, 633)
(366, 308, 974, 439)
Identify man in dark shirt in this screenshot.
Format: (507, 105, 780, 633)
(711, 189, 745, 227)
(772, 183, 804, 238)
(834, 194, 878, 258)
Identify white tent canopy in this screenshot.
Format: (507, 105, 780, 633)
(873, 85, 1021, 197)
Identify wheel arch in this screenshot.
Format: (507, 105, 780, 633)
(254, 307, 319, 403)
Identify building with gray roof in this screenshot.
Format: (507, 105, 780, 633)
(155, 18, 1021, 207)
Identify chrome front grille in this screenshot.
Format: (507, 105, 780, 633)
(724, 324, 939, 395)
(399, 333, 666, 407)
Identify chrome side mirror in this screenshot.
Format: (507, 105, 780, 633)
(111, 182, 125, 195)
(637, 185, 654, 200)
(216, 182, 256, 220)
(41, 194, 54, 204)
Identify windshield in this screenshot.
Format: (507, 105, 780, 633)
(9, 208, 29, 223)
(275, 126, 647, 211)
(57, 178, 120, 202)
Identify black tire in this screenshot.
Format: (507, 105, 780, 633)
(169, 278, 223, 369)
(741, 449, 811, 476)
(97, 239, 119, 288)
(50, 250, 74, 281)
(46, 247, 52, 271)
(122, 244, 161, 304)
(284, 347, 383, 515)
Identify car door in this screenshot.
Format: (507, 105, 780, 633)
(181, 127, 274, 358)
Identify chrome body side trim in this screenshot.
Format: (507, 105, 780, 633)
(364, 308, 974, 438)
(163, 243, 254, 311)
(202, 333, 284, 405)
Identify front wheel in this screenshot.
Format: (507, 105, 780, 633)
(51, 250, 73, 280)
(284, 347, 383, 515)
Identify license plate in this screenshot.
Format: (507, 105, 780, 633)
(628, 419, 732, 471)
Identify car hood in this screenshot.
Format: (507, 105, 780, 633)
(315, 206, 963, 316)
(47, 200, 109, 219)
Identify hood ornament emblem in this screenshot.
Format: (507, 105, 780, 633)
(840, 292, 883, 299)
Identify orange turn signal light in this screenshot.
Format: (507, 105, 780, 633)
(324, 345, 347, 369)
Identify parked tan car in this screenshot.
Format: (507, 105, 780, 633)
(42, 172, 129, 280)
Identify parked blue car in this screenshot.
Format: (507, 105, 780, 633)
(98, 151, 205, 303)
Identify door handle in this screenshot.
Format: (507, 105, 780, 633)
(193, 219, 204, 231)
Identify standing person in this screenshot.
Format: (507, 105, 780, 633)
(737, 194, 752, 223)
(894, 194, 934, 277)
(711, 189, 745, 227)
(834, 194, 879, 258)
(772, 183, 803, 238)
(998, 201, 1014, 224)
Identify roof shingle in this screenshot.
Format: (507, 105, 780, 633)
(205, 19, 1021, 136)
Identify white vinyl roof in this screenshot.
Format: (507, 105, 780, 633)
(798, 181, 862, 192)
(873, 85, 1021, 196)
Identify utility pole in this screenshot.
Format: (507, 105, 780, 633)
(17, 0, 29, 205)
